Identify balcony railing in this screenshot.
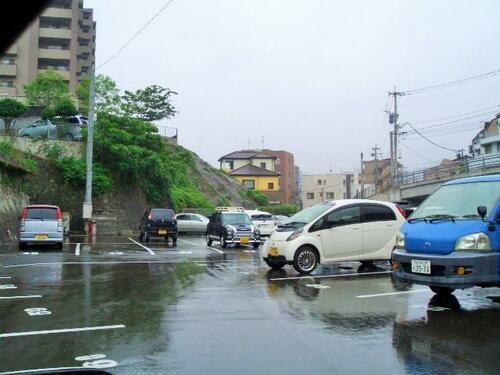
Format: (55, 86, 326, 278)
(401, 153, 500, 186)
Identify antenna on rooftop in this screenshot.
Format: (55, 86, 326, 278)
(261, 136, 265, 150)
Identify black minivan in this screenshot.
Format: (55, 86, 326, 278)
(139, 208, 178, 244)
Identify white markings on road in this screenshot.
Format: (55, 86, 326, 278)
(24, 307, 52, 316)
(270, 270, 392, 281)
(108, 251, 124, 255)
(0, 284, 17, 289)
(75, 354, 117, 369)
(356, 289, 429, 299)
(22, 252, 39, 255)
(177, 251, 192, 254)
(177, 238, 224, 254)
(4, 261, 181, 268)
(0, 324, 125, 338)
(0, 367, 84, 375)
(0, 276, 12, 279)
(128, 237, 155, 255)
(306, 284, 330, 289)
(0, 295, 42, 300)
(75, 242, 81, 256)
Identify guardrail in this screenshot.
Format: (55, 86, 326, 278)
(400, 153, 500, 186)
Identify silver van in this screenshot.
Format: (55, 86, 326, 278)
(19, 205, 64, 250)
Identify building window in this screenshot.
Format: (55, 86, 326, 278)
(484, 144, 492, 154)
(40, 17, 71, 30)
(326, 192, 334, 199)
(260, 162, 267, 169)
(0, 80, 14, 88)
(307, 192, 314, 200)
(243, 180, 255, 190)
(317, 179, 322, 185)
(227, 161, 234, 170)
(0, 55, 15, 65)
(267, 182, 274, 190)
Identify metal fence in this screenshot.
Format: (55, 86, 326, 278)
(400, 153, 500, 186)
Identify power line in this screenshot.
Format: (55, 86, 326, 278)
(404, 122, 460, 152)
(409, 105, 499, 125)
(406, 121, 484, 135)
(406, 126, 482, 139)
(400, 143, 437, 164)
(408, 111, 496, 131)
(96, 0, 176, 70)
(401, 69, 500, 95)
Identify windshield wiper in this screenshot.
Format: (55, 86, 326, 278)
(461, 214, 480, 219)
(426, 214, 457, 223)
(278, 221, 306, 227)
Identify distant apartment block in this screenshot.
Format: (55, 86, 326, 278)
(294, 166, 303, 208)
(262, 149, 296, 205)
(470, 114, 500, 157)
(0, 0, 96, 97)
(302, 173, 357, 208)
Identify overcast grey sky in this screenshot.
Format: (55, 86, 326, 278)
(87, 0, 500, 174)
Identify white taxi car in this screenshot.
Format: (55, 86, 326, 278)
(246, 210, 276, 236)
(261, 199, 406, 273)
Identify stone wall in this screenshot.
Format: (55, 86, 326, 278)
(0, 136, 83, 160)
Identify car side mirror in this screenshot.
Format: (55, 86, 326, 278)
(477, 206, 487, 221)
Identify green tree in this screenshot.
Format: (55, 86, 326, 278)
(0, 98, 27, 134)
(53, 97, 78, 117)
(76, 74, 121, 114)
(23, 70, 69, 107)
(121, 85, 177, 121)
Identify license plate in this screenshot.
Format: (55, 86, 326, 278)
(269, 247, 279, 256)
(240, 237, 249, 244)
(158, 229, 167, 235)
(411, 259, 431, 274)
(35, 234, 48, 240)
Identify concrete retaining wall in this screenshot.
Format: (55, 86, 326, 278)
(0, 136, 83, 160)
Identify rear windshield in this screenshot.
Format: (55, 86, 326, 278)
(151, 209, 174, 219)
(26, 208, 58, 220)
(251, 214, 273, 221)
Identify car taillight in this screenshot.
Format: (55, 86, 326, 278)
(56, 208, 62, 220)
(397, 206, 408, 218)
(148, 212, 152, 220)
(20, 208, 26, 232)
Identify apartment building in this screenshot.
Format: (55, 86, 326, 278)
(262, 149, 296, 205)
(302, 173, 357, 208)
(470, 114, 500, 157)
(294, 166, 303, 208)
(0, 0, 96, 96)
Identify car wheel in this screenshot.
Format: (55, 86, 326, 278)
(293, 246, 318, 274)
(57, 243, 63, 251)
(252, 243, 260, 249)
(144, 233, 150, 243)
(206, 233, 213, 246)
(172, 237, 177, 246)
(220, 236, 227, 249)
(139, 232, 144, 242)
(429, 286, 454, 295)
(265, 258, 285, 270)
(64, 134, 74, 141)
(19, 242, 27, 251)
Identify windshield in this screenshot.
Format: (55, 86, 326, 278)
(151, 209, 174, 219)
(286, 203, 334, 225)
(221, 213, 252, 225)
(25, 208, 58, 220)
(411, 181, 500, 219)
(251, 214, 273, 221)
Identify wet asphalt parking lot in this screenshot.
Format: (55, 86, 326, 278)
(0, 235, 498, 374)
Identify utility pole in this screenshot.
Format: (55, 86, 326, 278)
(388, 88, 404, 189)
(83, 65, 96, 223)
(360, 152, 364, 198)
(371, 145, 381, 193)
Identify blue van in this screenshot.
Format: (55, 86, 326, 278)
(392, 175, 500, 295)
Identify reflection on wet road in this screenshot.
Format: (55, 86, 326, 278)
(0, 236, 498, 374)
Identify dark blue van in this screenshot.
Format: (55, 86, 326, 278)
(392, 174, 500, 295)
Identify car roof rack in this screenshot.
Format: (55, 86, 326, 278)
(215, 207, 245, 212)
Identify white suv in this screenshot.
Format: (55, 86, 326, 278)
(246, 210, 276, 236)
(261, 199, 406, 273)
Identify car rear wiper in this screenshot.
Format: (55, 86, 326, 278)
(407, 217, 426, 223)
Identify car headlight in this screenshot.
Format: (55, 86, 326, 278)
(455, 233, 491, 251)
(395, 231, 405, 249)
(286, 228, 303, 242)
(254, 229, 260, 236)
(226, 228, 234, 237)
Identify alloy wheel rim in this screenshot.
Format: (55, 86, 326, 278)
(298, 250, 316, 272)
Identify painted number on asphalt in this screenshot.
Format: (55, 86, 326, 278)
(75, 354, 117, 369)
(0, 284, 17, 289)
(24, 307, 52, 316)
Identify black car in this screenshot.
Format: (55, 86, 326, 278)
(139, 208, 178, 244)
(206, 208, 261, 249)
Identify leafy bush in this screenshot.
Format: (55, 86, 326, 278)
(0, 140, 15, 157)
(19, 159, 38, 173)
(92, 113, 212, 210)
(0, 99, 27, 132)
(53, 97, 78, 117)
(259, 204, 299, 216)
(54, 156, 112, 196)
(44, 144, 64, 161)
(245, 189, 269, 206)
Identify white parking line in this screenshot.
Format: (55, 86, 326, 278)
(177, 238, 224, 254)
(0, 277, 12, 279)
(269, 270, 391, 281)
(75, 242, 81, 256)
(0, 366, 83, 375)
(4, 261, 178, 268)
(0, 324, 125, 338)
(128, 237, 155, 255)
(0, 295, 42, 300)
(356, 289, 429, 299)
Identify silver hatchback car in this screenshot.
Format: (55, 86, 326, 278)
(19, 205, 64, 250)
